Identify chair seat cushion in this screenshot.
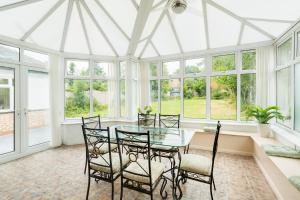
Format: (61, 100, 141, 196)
(123, 159, 165, 184)
(89, 143, 118, 154)
(90, 152, 129, 174)
(180, 154, 211, 176)
(151, 144, 174, 151)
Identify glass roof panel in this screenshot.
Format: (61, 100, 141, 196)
(212, 0, 300, 21)
(85, 0, 129, 56)
(26, 0, 68, 50)
(152, 15, 180, 56)
(207, 4, 241, 48)
(0, 0, 59, 39)
(99, 0, 137, 36)
(248, 20, 292, 38)
(170, 0, 206, 52)
(80, 3, 114, 56)
(141, 2, 165, 39)
(0, 0, 24, 7)
(143, 43, 157, 58)
(241, 25, 270, 44)
(64, 2, 89, 54)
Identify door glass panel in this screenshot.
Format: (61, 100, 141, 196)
(28, 71, 51, 146)
(0, 67, 14, 154)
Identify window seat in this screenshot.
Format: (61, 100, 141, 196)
(252, 135, 300, 200)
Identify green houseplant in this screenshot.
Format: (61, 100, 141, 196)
(137, 105, 153, 115)
(245, 105, 285, 137)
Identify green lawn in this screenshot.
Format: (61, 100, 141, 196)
(151, 98, 237, 120)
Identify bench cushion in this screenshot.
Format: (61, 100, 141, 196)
(289, 176, 300, 191)
(262, 144, 300, 159)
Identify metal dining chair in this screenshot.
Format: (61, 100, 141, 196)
(176, 121, 222, 200)
(82, 126, 130, 200)
(115, 128, 168, 200)
(138, 113, 157, 127)
(82, 116, 117, 174)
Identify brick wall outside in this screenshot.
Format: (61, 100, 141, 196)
(0, 111, 49, 136)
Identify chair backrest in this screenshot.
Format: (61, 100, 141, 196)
(115, 128, 153, 185)
(82, 115, 101, 129)
(138, 113, 156, 127)
(159, 114, 180, 128)
(82, 126, 113, 175)
(210, 121, 221, 176)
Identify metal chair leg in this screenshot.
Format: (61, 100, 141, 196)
(212, 177, 216, 190)
(120, 178, 123, 200)
(210, 182, 214, 200)
(84, 157, 87, 174)
(86, 174, 91, 200)
(111, 182, 114, 200)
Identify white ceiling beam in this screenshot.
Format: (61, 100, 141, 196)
(150, 41, 160, 56)
(60, 0, 74, 52)
(76, 0, 92, 55)
(131, 0, 139, 10)
(139, 10, 167, 58)
(94, 0, 130, 41)
(244, 17, 294, 24)
(206, 0, 276, 39)
(152, 0, 167, 11)
(166, 11, 183, 53)
(127, 0, 155, 56)
(0, 0, 43, 11)
(139, 36, 149, 43)
(237, 23, 244, 45)
(80, 0, 118, 56)
(21, 0, 66, 41)
(202, 0, 210, 49)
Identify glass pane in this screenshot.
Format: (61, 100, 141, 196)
(240, 74, 256, 120)
(211, 75, 237, 120)
(277, 68, 292, 127)
(295, 63, 300, 131)
(24, 50, 49, 67)
(297, 32, 300, 57)
(277, 38, 292, 66)
(160, 79, 181, 115)
(162, 61, 180, 76)
(120, 61, 126, 78)
(66, 60, 89, 76)
(65, 79, 90, 118)
(242, 51, 256, 70)
(150, 80, 158, 114)
(93, 80, 108, 117)
(185, 58, 205, 74)
(28, 71, 50, 146)
(212, 54, 235, 71)
(0, 67, 14, 154)
(149, 63, 158, 77)
(184, 78, 206, 118)
(94, 62, 113, 77)
(120, 80, 126, 117)
(0, 44, 19, 62)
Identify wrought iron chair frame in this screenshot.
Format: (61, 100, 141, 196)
(176, 121, 222, 200)
(82, 126, 123, 200)
(115, 128, 168, 200)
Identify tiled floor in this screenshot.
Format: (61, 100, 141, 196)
(0, 145, 276, 200)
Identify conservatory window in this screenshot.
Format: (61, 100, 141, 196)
(0, 43, 19, 62)
(149, 63, 158, 77)
(160, 79, 181, 115)
(295, 63, 300, 132)
(150, 80, 159, 114)
(242, 51, 256, 70)
(276, 67, 292, 127)
(119, 61, 126, 117)
(65, 60, 89, 76)
(297, 32, 300, 57)
(277, 38, 293, 66)
(162, 61, 180, 76)
(185, 58, 205, 74)
(210, 75, 237, 120)
(183, 77, 206, 119)
(24, 50, 49, 67)
(212, 54, 235, 71)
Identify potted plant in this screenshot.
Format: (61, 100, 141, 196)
(137, 105, 153, 126)
(137, 105, 153, 115)
(245, 105, 285, 137)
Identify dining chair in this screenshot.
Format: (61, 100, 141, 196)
(176, 121, 222, 200)
(115, 128, 168, 200)
(138, 113, 157, 127)
(82, 126, 130, 200)
(82, 116, 117, 174)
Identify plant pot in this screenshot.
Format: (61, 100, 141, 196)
(257, 123, 270, 137)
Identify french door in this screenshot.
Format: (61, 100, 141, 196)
(0, 64, 51, 160)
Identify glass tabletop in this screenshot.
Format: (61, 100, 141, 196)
(109, 125, 196, 148)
